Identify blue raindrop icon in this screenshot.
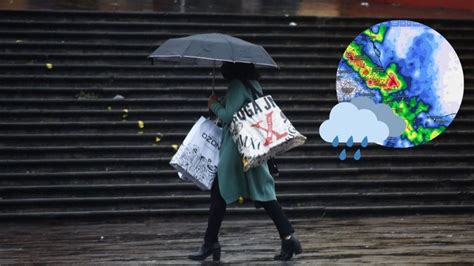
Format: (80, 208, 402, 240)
(354, 149, 361, 160)
(361, 136, 368, 148)
(347, 136, 353, 147)
(332, 136, 339, 147)
(338, 149, 347, 160)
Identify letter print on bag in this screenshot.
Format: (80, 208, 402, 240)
(251, 111, 288, 146)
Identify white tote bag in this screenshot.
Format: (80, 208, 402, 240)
(230, 81, 306, 171)
(170, 116, 222, 190)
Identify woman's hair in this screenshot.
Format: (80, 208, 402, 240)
(220, 62, 261, 81)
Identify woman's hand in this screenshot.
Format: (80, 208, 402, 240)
(208, 95, 219, 109)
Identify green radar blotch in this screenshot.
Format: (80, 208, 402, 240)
(335, 20, 464, 148)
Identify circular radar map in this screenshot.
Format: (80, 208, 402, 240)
(336, 20, 464, 148)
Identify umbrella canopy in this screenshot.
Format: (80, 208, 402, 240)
(148, 33, 279, 68)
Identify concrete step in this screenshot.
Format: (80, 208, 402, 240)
(0, 86, 339, 99)
(1, 64, 473, 79)
(1, 192, 473, 214)
(0, 86, 472, 103)
(1, 52, 474, 66)
(0, 53, 345, 66)
(0, 64, 342, 76)
(0, 129, 470, 147)
(0, 108, 355, 121)
(1, 31, 473, 47)
(0, 74, 344, 87)
(2, 204, 474, 220)
(0, 119, 472, 134)
(0, 119, 326, 133)
(1, 41, 471, 56)
(0, 31, 360, 45)
(0, 168, 472, 184)
(1, 153, 473, 173)
(0, 179, 472, 197)
(0, 20, 473, 36)
(0, 42, 351, 55)
(1, 143, 473, 159)
(0, 97, 339, 110)
(1, 105, 474, 121)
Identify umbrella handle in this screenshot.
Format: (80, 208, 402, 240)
(209, 60, 216, 117)
(211, 60, 216, 95)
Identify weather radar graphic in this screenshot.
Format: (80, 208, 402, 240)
(326, 19, 464, 149)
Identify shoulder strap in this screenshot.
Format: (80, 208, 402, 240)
(240, 79, 263, 101)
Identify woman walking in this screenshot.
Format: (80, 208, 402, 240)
(188, 62, 302, 262)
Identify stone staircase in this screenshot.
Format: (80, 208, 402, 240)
(0, 10, 473, 220)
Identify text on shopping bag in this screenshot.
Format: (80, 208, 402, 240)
(230, 95, 300, 151)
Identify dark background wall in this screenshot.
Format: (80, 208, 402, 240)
(0, 0, 472, 20)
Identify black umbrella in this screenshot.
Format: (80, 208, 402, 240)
(148, 33, 279, 94)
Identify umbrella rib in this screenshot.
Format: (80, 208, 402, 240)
(180, 39, 195, 61)
(223, 35, 235, 63)
(261, 46, 279, 68)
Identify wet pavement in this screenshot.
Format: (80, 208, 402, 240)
(1, 214, 474, 264)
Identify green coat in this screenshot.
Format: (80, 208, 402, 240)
(210, 79, 277, 206)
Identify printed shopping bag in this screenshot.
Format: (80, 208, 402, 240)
(230, 87, 306, 171)
(170, 116, 222, 190)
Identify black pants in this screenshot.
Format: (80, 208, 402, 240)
(204, 174, 294, 244)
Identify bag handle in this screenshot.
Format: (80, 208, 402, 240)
(240, 79, 263, 101)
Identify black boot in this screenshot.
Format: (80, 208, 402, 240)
(274, 234, 303, 261)
(188, 241, 221, 261)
